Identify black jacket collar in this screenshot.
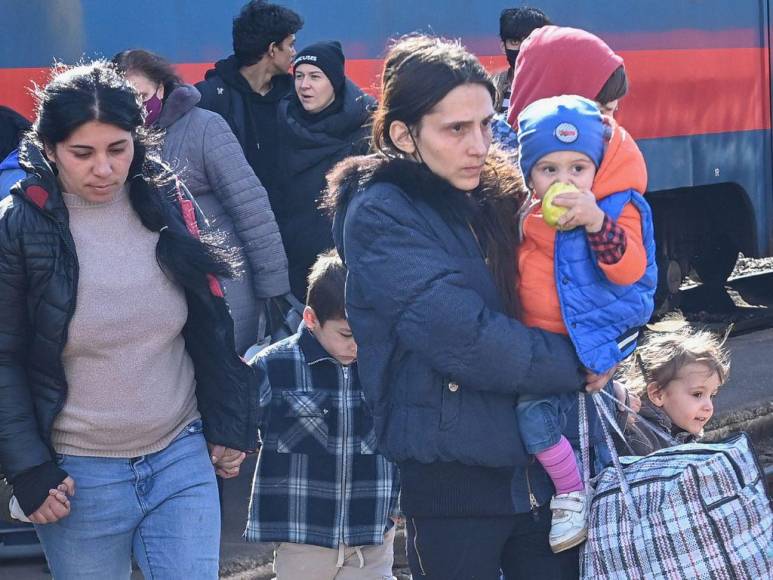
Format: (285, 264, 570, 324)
(298, 325, 351, 367)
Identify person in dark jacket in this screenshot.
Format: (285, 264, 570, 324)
(276, 41, 375, 299)
(322, 35, 612, 580)
(114, 49, 290, 353)
(0, 61, 254, 579)
(196, 0, 303, 201)
(0, 105, 32, 198)
(492, 7, 551, 114)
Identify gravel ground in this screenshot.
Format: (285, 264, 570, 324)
(730, 255, 773, 278)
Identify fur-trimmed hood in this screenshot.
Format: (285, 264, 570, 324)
(324, 150, 526, 260)
(157, 84, 201, 130)
(324, 149, 527, 316)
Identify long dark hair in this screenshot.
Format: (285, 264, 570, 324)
(112, 49, 183, 103)
(372, 35, 496, 156)
(370, 35, 523, 315)
(30, 60, 234, 293)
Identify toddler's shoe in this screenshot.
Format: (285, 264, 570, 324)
(548, 490, 587, 553)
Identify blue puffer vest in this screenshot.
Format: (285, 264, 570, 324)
(556, 189, 657, 373)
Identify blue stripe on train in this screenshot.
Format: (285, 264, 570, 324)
(640, 129, 773, 255)
(0, 0, 766, 68)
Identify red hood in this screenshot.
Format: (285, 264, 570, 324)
(594, 117, 647, 199)
(507, 26, 624, 126)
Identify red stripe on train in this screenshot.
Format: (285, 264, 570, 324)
(2, 48, 769, 141)
(616, 48, 771, 139)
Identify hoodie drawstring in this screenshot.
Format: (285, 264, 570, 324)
(335, 544, 365, 569)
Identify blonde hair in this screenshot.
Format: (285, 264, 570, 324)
(621, 322, 730, 399)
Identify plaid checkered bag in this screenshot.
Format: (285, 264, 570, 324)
(579, 393, 773, 580)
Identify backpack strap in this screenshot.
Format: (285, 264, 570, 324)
(172, 180, 224, 298)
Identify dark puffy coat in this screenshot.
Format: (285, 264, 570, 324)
(327, 155, 585, 515)
(275, 79, 375, 298)
(157, 83, 290, 352)
(196, 56, 293, 199)
(0, 142, 259, 482)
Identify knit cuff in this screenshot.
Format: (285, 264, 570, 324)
(10, 461, 68, 516)
(587, 214, 627, 264)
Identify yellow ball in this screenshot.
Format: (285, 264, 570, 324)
(542, 182, 577, 229)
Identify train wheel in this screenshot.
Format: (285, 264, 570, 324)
(653, 257, 682, 317)
(692, 233, 739, 287)
(691, 233, 738, 312)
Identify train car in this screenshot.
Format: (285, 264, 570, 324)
(0, 0, 770, 560)
(2, 0, 770, 305)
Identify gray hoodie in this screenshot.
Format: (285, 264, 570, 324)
(157, 84, 289, 353)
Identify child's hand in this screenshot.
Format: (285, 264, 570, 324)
(550, 189, 605, 233)
(585, 366, 617, 393)
(612, 381, 641, 426)
(208, 443, 247, 479)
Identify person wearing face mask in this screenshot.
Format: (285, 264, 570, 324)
(493, 7, 552, 115)
(274, 41, 375, 300)
(113, 49, 290, 355)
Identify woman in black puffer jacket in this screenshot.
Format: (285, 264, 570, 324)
(0, 61, 254, 579)
(274, 41, 375, 299)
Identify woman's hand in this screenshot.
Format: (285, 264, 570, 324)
(28, 476, 75, 524)
(584, 366, 617, 393)
(612, 380, 641, 427)
(208, 444, 247, 479)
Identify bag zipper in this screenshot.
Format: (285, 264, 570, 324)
(592, 445, 750, 504)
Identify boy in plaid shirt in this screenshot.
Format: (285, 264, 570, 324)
(246, 250, 400, 579)
(513, 95, 656, 553)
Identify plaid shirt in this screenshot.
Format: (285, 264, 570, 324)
(245, 327, 400, 548)
(587, 214, 627, 264)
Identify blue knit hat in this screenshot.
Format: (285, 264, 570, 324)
(517, 95, 606, 182)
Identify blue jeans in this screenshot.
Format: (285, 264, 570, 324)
(517, 390, 613, 476)
(516, 393, 575, 455)
(34, 420, 220, 579)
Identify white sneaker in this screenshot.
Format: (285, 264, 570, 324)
(548, 491, 588, 553)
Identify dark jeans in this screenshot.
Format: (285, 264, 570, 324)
(406, 504, 579, 580)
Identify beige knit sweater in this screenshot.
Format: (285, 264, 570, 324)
(52, 187, 200, 457)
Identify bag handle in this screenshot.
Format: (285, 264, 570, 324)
(598, 388, 681, 449)
(579, 392, 640, 521)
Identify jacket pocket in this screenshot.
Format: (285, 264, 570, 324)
(276, 391, 330, 455)
(439, 377, 461, 431)
(357, 392, 379, 455)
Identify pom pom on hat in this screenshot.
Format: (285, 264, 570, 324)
(517, 95, 606, 181)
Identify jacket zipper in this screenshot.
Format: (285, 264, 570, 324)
(525, 462, 540, 521)
(50, 219, 79, 430)
(338, 365, 351, 548)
